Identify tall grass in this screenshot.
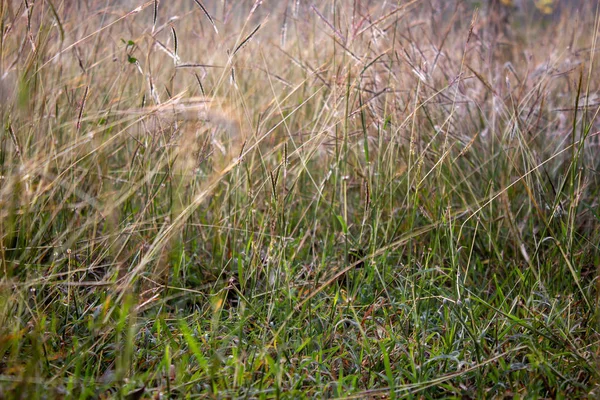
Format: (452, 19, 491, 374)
(1, 0, 599, 398)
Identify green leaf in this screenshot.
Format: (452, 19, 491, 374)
(335, 215, 348, 234)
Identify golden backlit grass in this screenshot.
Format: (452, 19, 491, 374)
(0, 1, 599, 398)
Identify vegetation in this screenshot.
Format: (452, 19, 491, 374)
(1, 0, 599, 398)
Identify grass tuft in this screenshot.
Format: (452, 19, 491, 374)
(1, 0, 599, 398)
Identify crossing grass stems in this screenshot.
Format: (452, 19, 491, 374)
(0, 0, 599, 398)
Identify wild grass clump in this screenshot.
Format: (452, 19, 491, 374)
(1, 0, 599, 398)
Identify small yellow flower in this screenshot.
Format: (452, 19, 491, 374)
(535, 0, 554, 14)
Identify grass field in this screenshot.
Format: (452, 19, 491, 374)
(1, 0, 599, 398)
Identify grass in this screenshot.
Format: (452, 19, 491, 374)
(1, 0, 599, 398)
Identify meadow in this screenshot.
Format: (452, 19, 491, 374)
(0, 0, 599, 398)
